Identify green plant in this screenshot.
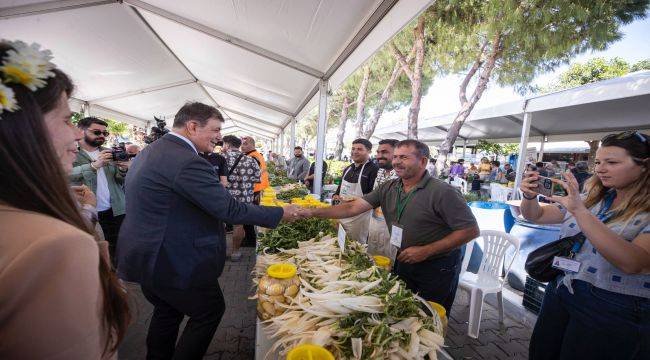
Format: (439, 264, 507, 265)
(326, 160, 350, 178)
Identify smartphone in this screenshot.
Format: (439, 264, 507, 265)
(534, 175, 554, 197)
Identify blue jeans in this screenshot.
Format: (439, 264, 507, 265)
(530, 278, 650, 360)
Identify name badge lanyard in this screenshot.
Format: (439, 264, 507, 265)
(568, 191, 616, 258)
(396, 182, 417, 225)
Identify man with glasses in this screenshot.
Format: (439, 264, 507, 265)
(71, 117, 129, 265)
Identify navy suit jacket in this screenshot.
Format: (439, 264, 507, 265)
(117, 134, 283, 289)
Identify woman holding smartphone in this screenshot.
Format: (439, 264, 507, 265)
(520, 131, 649, 360)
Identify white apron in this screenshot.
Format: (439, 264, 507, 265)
(338, 162, 372, 244)
(366, 170, 397, 259)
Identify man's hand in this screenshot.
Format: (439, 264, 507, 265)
(71, 185, 97, 207)
(520, 171, 540, 198)
(281, 204, 303, 223)
(296, 207, 314, 219)
(116, 161, 131, 172)
(92, 150, 113, 169)
(332, 194, 341, 203)
(397, 245, 432, 264)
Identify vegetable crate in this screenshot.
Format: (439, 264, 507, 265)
(522, 276, 546, 315)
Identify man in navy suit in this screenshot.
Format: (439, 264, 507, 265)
(117, 102, 300, 359)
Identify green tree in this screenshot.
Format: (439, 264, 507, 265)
(71, 112, 83, 125)
(631, 59, 650, 72)
(433, 0, 649, 174)
(388, 9, 440, 139)
(106, 119, 129, 137)
(542, 57, 630, 92)
(475, 140, 519, 157)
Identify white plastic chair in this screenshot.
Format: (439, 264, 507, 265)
(451, 177, 468, 194)
(490, 183, 511, 202)
(459, 230, 520, 338)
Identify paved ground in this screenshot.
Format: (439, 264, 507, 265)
(118, 246, 535, 359)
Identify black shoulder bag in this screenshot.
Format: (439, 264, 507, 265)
(524, 232, 586, 282)
(525, 193, 616, 283)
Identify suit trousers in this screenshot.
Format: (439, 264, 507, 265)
(98, 209, 124, 267)
(242, 191, 261, 247)
(141, 282, 226, 360)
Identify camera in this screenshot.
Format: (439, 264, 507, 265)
(111, 142, 136, 162)
(144, 116, 170, 144)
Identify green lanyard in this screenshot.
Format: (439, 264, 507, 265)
(396, 182, 417, 223)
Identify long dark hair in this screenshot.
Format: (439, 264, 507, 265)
(0, 43, 130, 355)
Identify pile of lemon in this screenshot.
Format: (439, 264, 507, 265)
(290, 196, 329, 208)
(260, 189, 289, 207)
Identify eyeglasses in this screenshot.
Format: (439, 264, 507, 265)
(89, 129, 110, 137)
(602, 131, 648, 145)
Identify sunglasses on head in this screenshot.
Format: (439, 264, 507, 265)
(602, 131, 648, 145)
(89, 129, 110, 137)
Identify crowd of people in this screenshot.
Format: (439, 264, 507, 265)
(1, 40, 648, 360)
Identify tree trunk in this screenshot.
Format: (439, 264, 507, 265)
(363, 46, 415, 139)
(436, 34, 502, 175)
(355, 65, 371, 138)
(406, 16, 426, 140)
(587, 140, 599, 171)
(334, 94, 350, 160)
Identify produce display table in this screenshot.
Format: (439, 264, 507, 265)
(255, 320, 454, 360)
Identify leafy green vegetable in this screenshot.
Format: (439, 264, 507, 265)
(276, 187, 310, 201)
(257, 217, 335, 253)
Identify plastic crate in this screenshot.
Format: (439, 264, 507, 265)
(522, 276, 547, 315)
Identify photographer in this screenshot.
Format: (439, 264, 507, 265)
(521, 131, 649, 359)
(71, 117, 129, 264)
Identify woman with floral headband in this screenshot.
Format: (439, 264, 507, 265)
(0, 40, 129, 359)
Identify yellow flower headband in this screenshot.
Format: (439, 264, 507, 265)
(0, 40, 56, 115)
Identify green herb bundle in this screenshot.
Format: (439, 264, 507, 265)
(257, 217, 335, 253)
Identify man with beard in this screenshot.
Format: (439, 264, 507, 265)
(333, 138, 378, 243)
(71, 117, 129, 264)
(300, 140, 479, 313)
(287, 146, 310, 181)
(366, 139, 399, 259)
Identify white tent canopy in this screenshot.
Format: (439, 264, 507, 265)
(1, 0, 432, 139)
(372, 70, 650, 145)
(2, 0, 435, 194)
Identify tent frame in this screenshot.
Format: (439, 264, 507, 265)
(2, 0, 429, 195)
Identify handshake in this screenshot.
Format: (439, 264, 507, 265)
(280, 204, 315, 222)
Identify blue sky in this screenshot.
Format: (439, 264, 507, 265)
(376, 16, 650, 127)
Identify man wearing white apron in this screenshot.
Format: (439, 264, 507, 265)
(367, 139, 399, 259)
(333, 139, 378, 243)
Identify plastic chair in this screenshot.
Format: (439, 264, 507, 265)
(459, 230, 520, 338)
(451, 177, 468, 194)
(490, 183, 511, 202)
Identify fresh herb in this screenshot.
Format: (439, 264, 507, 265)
(257, 218, 335, 253)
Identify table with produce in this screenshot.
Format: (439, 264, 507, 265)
(252, 189, 451, 360)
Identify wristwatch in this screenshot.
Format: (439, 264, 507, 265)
(522, 192, 537, 200)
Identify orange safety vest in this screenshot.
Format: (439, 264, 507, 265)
(248, 150, 269, 192)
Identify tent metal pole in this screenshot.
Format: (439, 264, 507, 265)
(313, 80, 328, 197)
(82, 102, 91, 117)
(279, 131, 285, 156)
(513, 111, 532, 199)
(290, 118, 296, 159)
(538, 137, 546, 162)
(462, 139, 467, 159)
(0, 0, 115, 19)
